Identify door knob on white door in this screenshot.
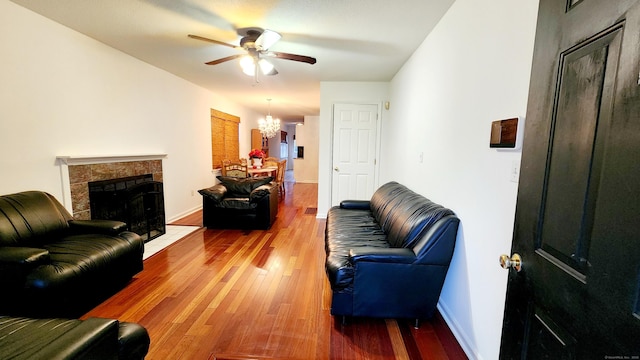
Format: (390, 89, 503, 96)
(334, 166, 339, 172)
(499, 253, 522, 272)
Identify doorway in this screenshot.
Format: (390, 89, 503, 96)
(330, 103, 380, 206)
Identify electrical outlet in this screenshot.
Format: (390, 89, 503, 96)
(191, 190, 195, 196)
(419, 152, 424, 163)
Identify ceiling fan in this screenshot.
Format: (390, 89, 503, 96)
(188, 27, 316, 80)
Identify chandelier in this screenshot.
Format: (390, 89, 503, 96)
(258, 99, 281, 138)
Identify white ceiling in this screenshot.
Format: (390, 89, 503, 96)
(11, 0, 454, 122)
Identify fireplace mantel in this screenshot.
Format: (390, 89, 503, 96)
(57, 154, 167, 216)
(57, 154, 167, 166)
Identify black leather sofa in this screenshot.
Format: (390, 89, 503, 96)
(324, 181, 460, 323)
(0, 315, 150, 359)
(199, 176, 278, 229)
(0, 190, 145, 317)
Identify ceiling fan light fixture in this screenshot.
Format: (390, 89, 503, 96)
(240, 55, 255, 76)
(258, 59, 276, 75)
(189, 28, 315, 78)
(255, 29, 282, 50)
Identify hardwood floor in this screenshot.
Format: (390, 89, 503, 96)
(83, 179, 467, 359)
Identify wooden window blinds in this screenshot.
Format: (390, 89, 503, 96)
(211, 109, 240, 169)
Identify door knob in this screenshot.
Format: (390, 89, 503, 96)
(499, 253, 522, 272)
(334, 166, 339, 172)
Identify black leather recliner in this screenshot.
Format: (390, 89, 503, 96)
(324, 182, 460, 322)
(199, 176, 278, 230)
(0, 190, 145, 317)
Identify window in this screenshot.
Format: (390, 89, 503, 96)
(210, 109, 240, 169)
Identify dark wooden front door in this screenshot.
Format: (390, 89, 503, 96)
(499, 0, 640, 358)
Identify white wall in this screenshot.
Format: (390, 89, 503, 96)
(0, 1, 262, 222)
(293, 116, 319, 183)
(384, 0, 539, 358)
(318, 82, 390, 217)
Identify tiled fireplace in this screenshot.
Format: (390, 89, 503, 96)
(57, 154, 167, 241)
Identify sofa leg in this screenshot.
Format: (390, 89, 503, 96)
(414, 318, 420, 329)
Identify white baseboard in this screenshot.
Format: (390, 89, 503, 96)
(166, 205, 202, 224)
(437, 301, 482, 360)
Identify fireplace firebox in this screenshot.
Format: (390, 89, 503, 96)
(89, 174, 165, 242)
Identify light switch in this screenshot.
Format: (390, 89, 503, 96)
(510, 160, 520, 183)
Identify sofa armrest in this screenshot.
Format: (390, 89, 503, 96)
(250, 184, 274, 202)
(0, 247, 50, 279)
(68, 220, 127, 235)
(199, 184, 227, 204)
(349, 247, 416, 264)
(117, 322, 151, 360)
(0, 246, 50, 265)
(340, 200, 371, 210)
(30, 317, 120, 360)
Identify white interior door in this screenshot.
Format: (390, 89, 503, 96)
(331, 103, 379, 206)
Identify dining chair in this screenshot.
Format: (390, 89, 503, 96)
(276, 159, 286, 196)
(222, 162, 248, 178)
(263, 157, 278, 168)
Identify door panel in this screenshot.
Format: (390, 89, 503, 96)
(500, 0, 640, 358)
(527, 308, 577, 360)
(540, 25, 622, 277)
(331, 104, 378, 206)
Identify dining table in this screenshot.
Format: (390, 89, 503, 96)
(247, 166, 277, 178)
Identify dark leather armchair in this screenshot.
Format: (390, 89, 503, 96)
(0, 191, 144, 317)
(199, 176, 278, 229)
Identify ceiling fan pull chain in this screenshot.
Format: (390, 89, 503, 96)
(255, 63, 260, 83)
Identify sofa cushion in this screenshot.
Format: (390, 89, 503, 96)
(384, 192, 455, 248)
(369, 182, 454, 248)
(216, 198, 256, 210)
(216, 176, 273, 197)
(369, 182, 413, 234)
(325, 206, 388, 291)
(24, 234, 141, 292)
(0, 191, 70, 247)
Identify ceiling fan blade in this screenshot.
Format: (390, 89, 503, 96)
(255, 29, 282, 50)
(205, 54, 243, 66)
(188, 34, 240, 49)
(266, 51, 317, 65)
